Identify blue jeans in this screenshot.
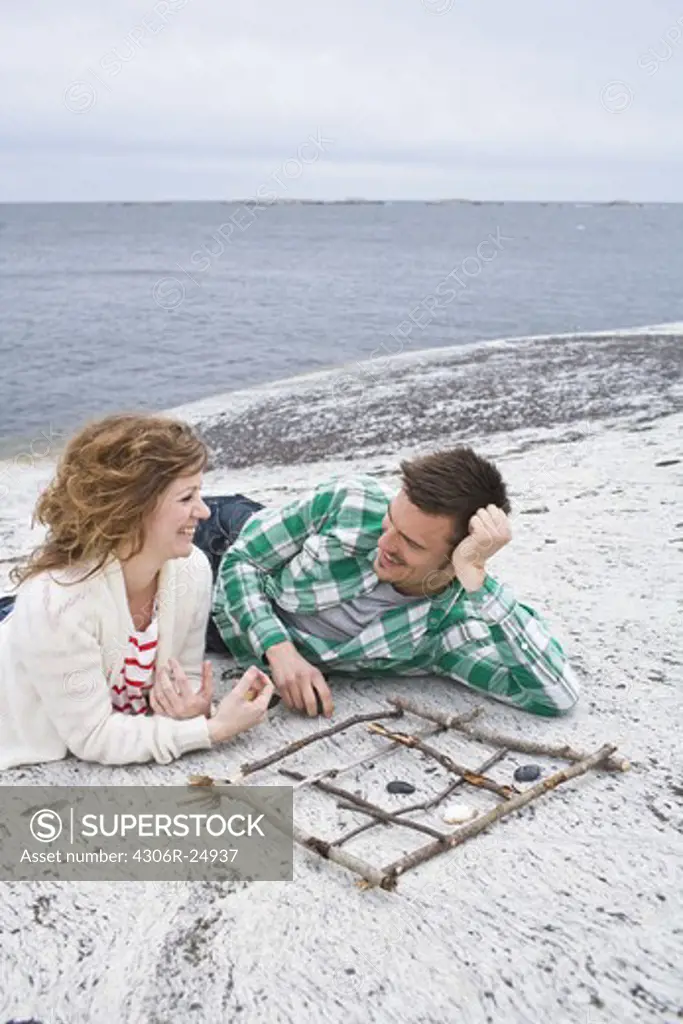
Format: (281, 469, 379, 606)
(188, 493, 265, 653)
(0, 495, 264, 651)
(0, 595, 14, 623)
(193, 494, 264, 581)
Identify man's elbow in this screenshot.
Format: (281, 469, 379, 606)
(509, 662, 580, 717)
(544, 669, 581, 717)
(546, 695, 578, 717)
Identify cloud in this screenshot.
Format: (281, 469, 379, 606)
(1, 0, 682, 200)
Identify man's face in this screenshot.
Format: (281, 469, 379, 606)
(373, 489, 456, 595)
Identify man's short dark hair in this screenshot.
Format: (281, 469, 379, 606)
(400, 446, 511, 547)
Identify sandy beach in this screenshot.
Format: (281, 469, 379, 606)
(0, 326, 681, 1024)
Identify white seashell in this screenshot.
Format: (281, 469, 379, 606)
(442, 802, 479, 824)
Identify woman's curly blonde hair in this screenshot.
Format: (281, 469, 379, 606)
(10, 413, 208, 588)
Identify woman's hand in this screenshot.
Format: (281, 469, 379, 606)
(150, 657, 214, 719)
(208, 666, 275, 744)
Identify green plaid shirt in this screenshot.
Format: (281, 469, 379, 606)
(213, 476, 579, 717)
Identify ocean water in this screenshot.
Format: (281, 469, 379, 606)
(1, 200, 682, 454)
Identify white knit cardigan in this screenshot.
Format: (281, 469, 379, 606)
(0, 545, 214, 769)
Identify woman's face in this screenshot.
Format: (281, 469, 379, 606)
(145, 470, 211, 561)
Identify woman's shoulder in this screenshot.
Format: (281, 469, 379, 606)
(19, 561, 103, 599)
(12, 562, 104, 639)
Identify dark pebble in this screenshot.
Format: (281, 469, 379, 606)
(274, 692, 325, 714)
(386, 780, 416, 794)
(514, 764, 542, 782)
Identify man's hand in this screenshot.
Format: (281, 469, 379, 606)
(451, 504, 511, 592)
(265, 641, 334, 717)
(150, 657, 213, 719)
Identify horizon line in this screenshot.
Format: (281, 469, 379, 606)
(0, 197, 679, 206)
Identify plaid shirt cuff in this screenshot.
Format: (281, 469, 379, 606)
(250, 622, 291, 659)
(463, 574, 516, 623)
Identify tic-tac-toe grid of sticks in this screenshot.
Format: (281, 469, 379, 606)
(189, 696, 630, 891)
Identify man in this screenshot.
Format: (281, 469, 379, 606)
(198, 447, 579, 719)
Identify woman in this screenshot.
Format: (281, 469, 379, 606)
(0, 413, 273, 770)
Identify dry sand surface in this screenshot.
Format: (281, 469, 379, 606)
(0, 328, 681, 1024)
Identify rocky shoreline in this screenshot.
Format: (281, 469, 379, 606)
(195, 331, 681, 471)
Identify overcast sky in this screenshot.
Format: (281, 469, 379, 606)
(1, 0, 681, 202)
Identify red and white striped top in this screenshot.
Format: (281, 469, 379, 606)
(111, 602, 159, 715)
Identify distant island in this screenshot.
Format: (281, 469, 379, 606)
(226, 197, 643, 207)
(235, 197, 389, 206)
(101, 197, 646, 207)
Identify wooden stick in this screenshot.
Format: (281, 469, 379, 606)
(334, 800, 451, 840)
(287, 723, 443, 791)
(287, 706, 484, 793)
(334, 800, 448, 841)
(399, 748, 508, 813)
(333, 748, 508, 847)
(235, 707, 404, 780)
(388, 697, 630, 773)
(387, 699, 486, 730)
(379, 742, 619, 886)
(279, 767, 448, 842)
(368, 722, 516, 799)
(291, 822, 393, 890)
(188, 780, 392, 889)
(186, 718, 455, 792)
